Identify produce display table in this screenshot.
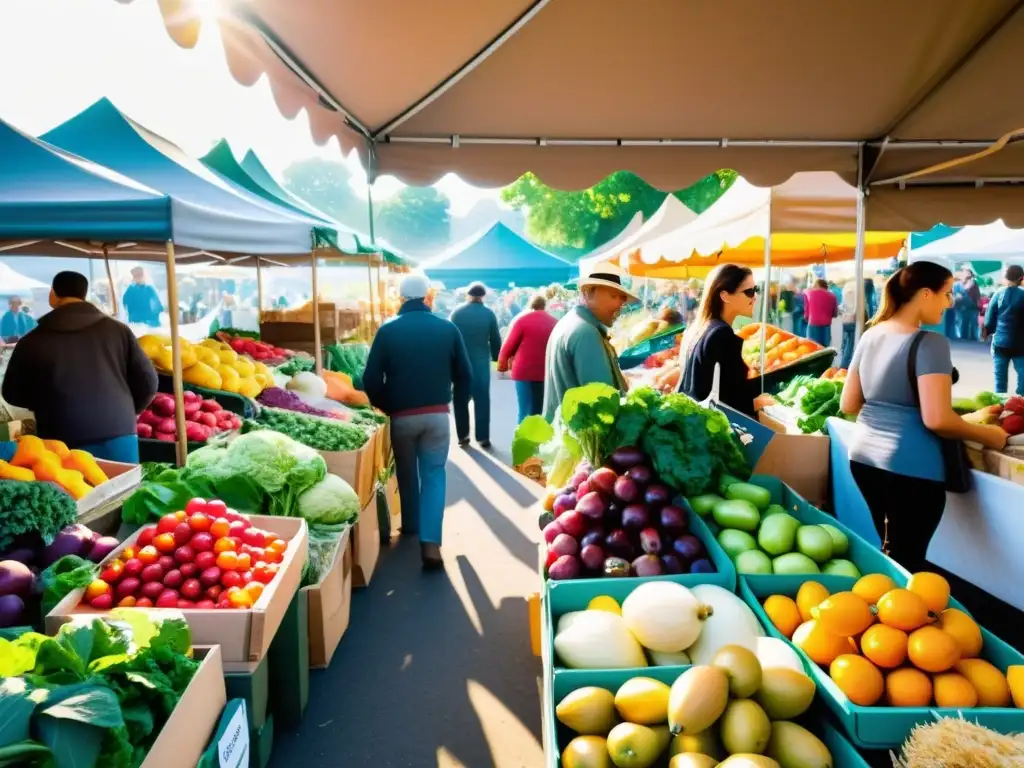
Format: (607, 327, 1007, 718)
(827, 417, 1024, 612)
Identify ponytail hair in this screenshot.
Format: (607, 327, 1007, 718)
(870, 261, 952, 326)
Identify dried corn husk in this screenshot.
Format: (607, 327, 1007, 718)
(891, 715, 1024, 768)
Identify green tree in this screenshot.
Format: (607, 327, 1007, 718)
(375, 186, 452, 253)
(281, 158, 369, 233)
(500, 170, 738, 254)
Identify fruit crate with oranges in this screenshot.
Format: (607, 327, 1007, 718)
(46, 501, 309, 663)
(738, 572, 1024, 748)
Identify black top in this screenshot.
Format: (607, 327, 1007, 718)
(677, 319, 758, 416)
(2, 302, 158, 446)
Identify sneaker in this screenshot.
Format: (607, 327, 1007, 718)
(477, 440, 491, 449)
(458, 438, 470, 448)
(421, 542, 443, 570)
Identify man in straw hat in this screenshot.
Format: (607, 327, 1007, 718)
(363, 274, 473, 570)
(543, 266, 639, 422)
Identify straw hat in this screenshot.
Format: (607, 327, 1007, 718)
(576, 264, 640, 302)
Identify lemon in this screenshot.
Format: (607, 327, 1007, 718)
(588, 595, 621, 615)
(614, 676, 671, 725)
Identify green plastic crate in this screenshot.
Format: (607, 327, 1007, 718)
(267, 589, 310, 729)
(543, 507, 737, 592)
(617, 324, 684, 370)
(696, 474, 910, 584)
(545, 665, 870, 768)
(738, 575, 1024, 749)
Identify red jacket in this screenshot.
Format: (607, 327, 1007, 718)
(498, 310, 557, 382)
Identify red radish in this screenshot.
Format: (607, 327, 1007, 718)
(180, 579, 202, 599)
(121, 558, 143, 577)
(137, 423, 153, 438)
(155, 432, 176, 442)
(194, 551, 216, 569)
(200, 567, 222, 586)
(136, 526, 157, 547)
(195, 599, 216, 609)
(200, 400, 220, 413)
(155, 418, 176, 434)
(140, 564, 164, 583)
(163, 569, 184, 589)
(199, 412, 217, 428)
(138, 410, 161, 427)
(191, 533, 214, 552)
(157, 555, 176, 572)
(140, 582, 165, 600)
(558, 511, 587, 539)
(183, 390, 199, 402)
(136, 597, 154, 607)
(174, 545, 194, 564)
(542, 520, 564, 544)
(184, 401, 201, 417)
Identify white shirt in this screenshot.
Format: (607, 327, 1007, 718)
(841, 281, 858, 324)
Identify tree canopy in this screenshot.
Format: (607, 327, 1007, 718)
(281, 158, 369, 233)
(501, 170, 738, 252)
(375, 186, 452, 253)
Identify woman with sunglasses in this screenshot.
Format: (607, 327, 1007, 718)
(678, 265, 771, 416)
(839, 261, 1007, 573)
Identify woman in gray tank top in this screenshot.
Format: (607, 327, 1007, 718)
(839, 262, 1007, 572)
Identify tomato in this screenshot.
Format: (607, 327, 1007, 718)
(174, 545, 195, 564)
(157, 514, 180, 534)
(252, 563, 277, 584)
(180, 579, 202, 599)
(136, 526, 157, 548)
(194, 551, 217, 570)
(135, 597, 153, 608)
(204, 584, 223, 601)
(156, 590, 179, 608)
(157, 555, 176, 572)
(188, 512, 211, 532)
(116, 578, 140, 598)
(177, 599, 196, 609)
(195, 599, 216, 609)
(89, 593, 113, 610)
(220, 570, 242, 589)
(216, 551, 238, 571)
(267, 538, 287, 552)
(141, 581, 166, 600)
(213, 538, 236, 554)
(163, 569, 184, 589)
(209, 518, 231, 539)
(179, 562, 199, 578)
(245, 581, 264, 601)
(191, 532, 214, 552)
(153, 533, 177, 553)
(248, 547, 266, 563)
(120, 547, 136, 560)
(100, 562, 124, 583)
(85, 580, 111, 600)
(206, 500, 228, 517)
(141, 564, 164, 583)
(234, 553, 251, 572)
(242, 528, 267, 548)
(262, 548, 282, 565)
(185, 498, 208, 515)
(228, 520, 250, 538)
(200, 567, 222, 586)
(174, 510, 187, 522)
(173, 522, 193, 545)
(117, 596, 137, 608)
(227, 588, 253, 609)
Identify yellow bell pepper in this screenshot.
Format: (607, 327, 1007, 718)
(42, 439, 70, 459)
(33, 453, 91, 499)
(0, 459, 34, 482)
(64, 449, 109, 487)
(11, 435, 46, 469)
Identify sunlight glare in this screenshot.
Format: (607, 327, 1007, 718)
(466, 680, 544, 768)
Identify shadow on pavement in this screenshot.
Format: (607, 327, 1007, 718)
(463, 445, 543, 510)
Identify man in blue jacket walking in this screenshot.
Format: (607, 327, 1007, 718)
(984, 264, 1024, 395)
(122, 266, 163, 327)
(449, 282, 502, 449)
(363, 275, 472, 569)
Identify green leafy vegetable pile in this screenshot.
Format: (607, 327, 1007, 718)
(274, 356, 315, 378)
(123, 431, 328, 523)
(513, 384, 749, 497)
(775, 376, 852, 434)
(244, 407, 369, 452)
(0, 480, 79, 552)
(0, 610, 198, 768)
(323, 343, 369, 390)
(38, 555, 99, 616)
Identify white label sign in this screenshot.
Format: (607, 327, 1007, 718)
(218, 700, 250, 768)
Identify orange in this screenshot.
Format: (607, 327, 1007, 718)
(955, 659, 1011, 707)
(860, 624, 909, 669)
(830, 654, 884, 706)
(792, 619, 854, 666)
(1006, 666, 1024, 708)
(937, 608, 983, 658)
(876, 589, 933, 632)
(907, 572, 951, 613)
(907, 626, 961, 673)
(795, 581, 830, 622)
(885, 668, 932, 707)
(813, 591, 876, 637)
(932, 672, 978, 708)
(227, 587, 253, 609)
(234, 553, 251, 572)
(763, 595, 803, 638)
(852, 573, 898, 605)
(245, 581, 264, 601)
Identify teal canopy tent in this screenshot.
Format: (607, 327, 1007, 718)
(424, 222, 573, 288)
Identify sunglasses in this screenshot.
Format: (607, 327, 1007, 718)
(739, 285, 761, 298)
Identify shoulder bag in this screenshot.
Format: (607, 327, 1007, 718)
(907, 330, 972, 493)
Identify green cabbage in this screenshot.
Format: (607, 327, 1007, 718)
(297, 474, 360, 525)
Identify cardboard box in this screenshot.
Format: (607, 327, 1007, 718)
(77, 459, 143, 521)
(0, 419, 30, 441)
(386, 473, 401, 539)
(973, 446, 1024, 486)
(47, 515, 309, 663)
(319, 427, 381, 507)
(352, 496, 380, 588)
(142, 645, 227, 768)
(755, 411, 831, 507)
(303, 527, 352, 668)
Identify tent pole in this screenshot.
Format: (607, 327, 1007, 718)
(311, 249, 323, 375)
(367, 258, 377, 331)
(255, 256, 264, 324)
(854, 143, 867, 343)
(102, 245, 118, 318)
(759, 219, 772, 394)
(165, 241, 188, 467)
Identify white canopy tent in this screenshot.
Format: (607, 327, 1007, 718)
(909, 221, 1024, 263)
(0, 263, 47, 295)
(576, 211, 644, 275)
(588, 196, 698, 272)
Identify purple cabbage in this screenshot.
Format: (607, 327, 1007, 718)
(256, 387, 344, 419)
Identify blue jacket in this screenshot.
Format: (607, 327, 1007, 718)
(449, 301, 501, 366)
(0, 310, 36, 342)
(122, 283, 163, 326)
(363, 299, 472, 416)
(985, 286, 1024, 355)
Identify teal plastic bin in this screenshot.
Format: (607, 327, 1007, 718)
(696, 474, 911, 584)
(738, 575, 1024, 749)
(618, 325, 684, 370)
(546, 664, 871, 768)
(543, 507, 736, 592)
